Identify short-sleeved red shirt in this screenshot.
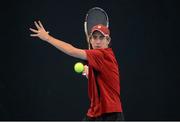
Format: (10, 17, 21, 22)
(85, 48, 123, 118)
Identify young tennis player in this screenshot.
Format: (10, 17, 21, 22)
(30, 21, 124, 120)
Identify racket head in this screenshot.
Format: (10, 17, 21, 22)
(84, 7, 109, 49)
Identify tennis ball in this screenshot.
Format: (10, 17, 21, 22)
(74, 62, 84, 73)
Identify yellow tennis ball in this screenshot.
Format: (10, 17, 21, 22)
(74, 62, 84, 73)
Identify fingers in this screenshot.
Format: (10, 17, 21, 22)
(34, 21, 41, 29)
(29, 27, 39, 37)
(30, 34, 38, 37)
(84, 65, 88, 70)
(82, 65, 89, 78)
(29, 28, 38, 33)
(38, 21, 44, 29)
(30, 20, 48, 38)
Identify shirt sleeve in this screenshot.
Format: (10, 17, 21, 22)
(85, 49, 104, 71)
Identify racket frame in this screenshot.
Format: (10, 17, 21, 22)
(84, 7, 109, 49)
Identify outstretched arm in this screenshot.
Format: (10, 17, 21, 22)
(29, 21, 87, 60)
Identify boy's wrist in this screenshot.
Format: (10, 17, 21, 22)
(45, 34, 51, 42)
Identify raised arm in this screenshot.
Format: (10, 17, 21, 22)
(29, 21, 87, 60)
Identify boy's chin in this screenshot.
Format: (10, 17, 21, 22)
(93, 46, 101, 49)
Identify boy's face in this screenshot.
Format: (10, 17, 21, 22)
(90, 31, 110, 49)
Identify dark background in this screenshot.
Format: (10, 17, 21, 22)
(0, 0, 180, 120)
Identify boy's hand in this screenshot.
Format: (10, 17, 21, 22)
(82, 65, 89, 79)
(30, 21, 50, 41)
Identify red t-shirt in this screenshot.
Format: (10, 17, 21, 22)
(85, 48, 123, 118)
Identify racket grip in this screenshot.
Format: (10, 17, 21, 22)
(82, 65, 88, 78)
(82, 72, 86, 76)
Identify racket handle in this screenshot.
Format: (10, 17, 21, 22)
(82, 72, 86, 76)
(82, 65, 88, 78)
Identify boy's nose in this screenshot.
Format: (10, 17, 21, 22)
(95, 39, 101, 43)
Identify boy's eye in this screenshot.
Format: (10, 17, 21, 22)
(92, 35, 98, 39)
(99, 36, 105, 40)
(92, 35, 105, 40)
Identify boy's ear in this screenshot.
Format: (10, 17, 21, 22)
(89, 36, 92, 42)
(106, 36, 111, 42)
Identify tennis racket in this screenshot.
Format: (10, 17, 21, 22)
(84, 7, 109, 49)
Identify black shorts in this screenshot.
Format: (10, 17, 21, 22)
(83, 112, 125, 121)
